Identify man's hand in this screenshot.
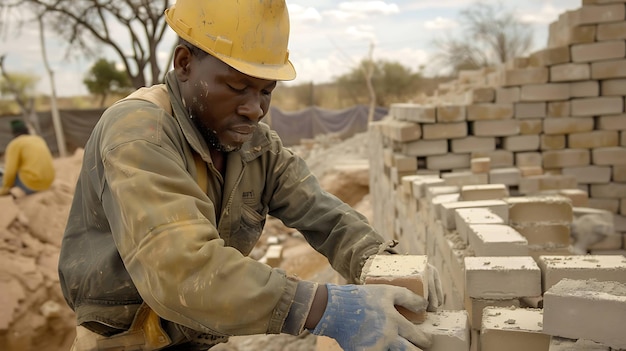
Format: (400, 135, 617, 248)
(310, 284, 432, 351)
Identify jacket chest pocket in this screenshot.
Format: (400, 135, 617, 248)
(228, 203, 268, 256)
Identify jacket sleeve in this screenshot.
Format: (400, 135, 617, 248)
(98, 108, 302, 336)
(263, 132, 387, 284)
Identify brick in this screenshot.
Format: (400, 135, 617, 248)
(591, 182, 626, 198)
(502, 67, 549, 86)
(519, 175, 578, 195)
(588, 198, 620, 213)
(593, 147, 626, 165)
(562, 166, 612, 184)
(547, 101, 571, 117)
(382, 119, 421, 141)
(451, 137, 496, 153)
(520, 166, 544, 177)
(528, 46, 571, 67)
(598, 21, 626, 41)
(569, 130, 620, 149)
(543, 279, 626, 350)
(550, 63, 591, 82)
(391, 168, 416, 185)
(455, 207, 506, 245)
(570, 81, 600, 97)
(592, 59, 626, 79)
(541, 135, 566, 150)
(571, 40, 626, 63)
(362, 255, 428, 323)
(440, 200, 508, 230)
(421, 311, 471, 351)
(558, 189, 589, 207)
(467, 104, 514, 121)
(465, 256, 541, 299)
(411, 176, 446, 199)
(441, 171, 489, 187)
(538, 255, 626, 292)
(436, 105, 466, 123)
(548, 22, 596, 48)
(503, 135, 540, 152)
(265, 245, 283, 268)
(467, 87, 495, 103)
(470, 157, 490, 174)
(315, 336, 342, 351)
(514, 102, 546, 118)
(543, 149, 591, 168)
(401, 139, 448, 157)
(623, 198, 626, 216)
(473, 120, 520, 136)
(422, 122, 467, 140)
(549, 337, 609, 351)
(519, 119, 543, 135)
(495, 87, 520, 104)
(570, 97, 623, 116)
(513, 224, 571, 246)
(426, 185, 460, 202)
(597, 114, 626, 129)
(543, 117, 594, 135)
(460, 184, 509, 201)
(481, 307, 550, 351)
(464, 297, 519, 330)
(390, 103, 436, 123)
(426, 153, 470, 170)
(489, 167, 521, 186)
(602, 79, 626, 96)
(521, 83, 570, 102)
(623, 131, 626, 146)
(506, 195, 573, 225)
(515, 152, 542, 167)
(616, 165, 626, 181)
(472, 150, 514, 168)
(569, 4, 626, 26)
(468, 224, 528, 256)
(392, 153, 417, 172)
(588, 231, 622, 249)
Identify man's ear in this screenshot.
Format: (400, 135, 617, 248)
(173, 45, 192, 81)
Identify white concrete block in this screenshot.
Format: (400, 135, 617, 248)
(468, 224, 529, 257)
(465, 256, 541, 299)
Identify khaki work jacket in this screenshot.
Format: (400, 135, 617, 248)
(58, 71, 386, 343)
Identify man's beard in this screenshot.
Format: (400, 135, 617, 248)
(190, 114, 241, 153)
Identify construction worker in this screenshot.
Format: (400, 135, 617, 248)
(0, 119, 55, 197)
(58, 1, 442, 350)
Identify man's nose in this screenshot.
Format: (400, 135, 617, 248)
(237, 93, 264, 122)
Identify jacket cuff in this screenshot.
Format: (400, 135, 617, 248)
(281, 280, 318, 335)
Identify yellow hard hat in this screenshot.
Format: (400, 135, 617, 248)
(165, 0, 296, 81)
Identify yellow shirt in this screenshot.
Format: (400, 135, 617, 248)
(2, 134, 55, 191)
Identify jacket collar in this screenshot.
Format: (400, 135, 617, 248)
(165, 71, 271, 163)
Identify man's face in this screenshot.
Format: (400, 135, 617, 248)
(176, 47, 276, 152)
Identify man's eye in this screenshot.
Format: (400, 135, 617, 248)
(228, 84, 246, 92)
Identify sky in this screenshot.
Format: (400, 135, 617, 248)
(0, 0, 582, 97)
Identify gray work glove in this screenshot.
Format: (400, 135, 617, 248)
(426, 263, 444, 312)
(310, 284, 433, 351)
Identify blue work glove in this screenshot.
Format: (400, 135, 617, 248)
(310, 284, 432, 351)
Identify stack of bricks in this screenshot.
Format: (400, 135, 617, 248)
(365, 2, 626, 349)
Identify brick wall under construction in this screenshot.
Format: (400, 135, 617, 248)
(366, 1, 626, 350)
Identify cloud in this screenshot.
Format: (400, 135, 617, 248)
(518, 4, 566, 24)
(345, 25, 377, 42)
(288, 4, 323, 24)
(424, 17, 458, 30)
(325, 1, 399, 21)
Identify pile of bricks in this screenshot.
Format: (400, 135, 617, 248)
(360, 1, 626, 350)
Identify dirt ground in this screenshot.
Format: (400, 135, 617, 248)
(0, 132, 372, 351)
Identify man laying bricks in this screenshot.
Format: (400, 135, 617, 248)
(58, 1, 442, 350)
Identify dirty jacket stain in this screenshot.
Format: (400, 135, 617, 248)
(58, 71, 386, 340)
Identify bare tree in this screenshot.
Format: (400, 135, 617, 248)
(433, 1, 533, 73)
(1, 0, 173, 88)
(0, 55, 40, 134)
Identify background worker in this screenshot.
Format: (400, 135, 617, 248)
(0, 119, 55, 196)
(58, 1, 442, 350)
